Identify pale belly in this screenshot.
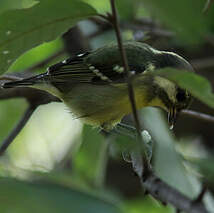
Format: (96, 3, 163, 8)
(64, 99, 129, 130)
(60, 83, 147, 130)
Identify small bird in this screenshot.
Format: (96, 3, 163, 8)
(2, 41, 193, 130)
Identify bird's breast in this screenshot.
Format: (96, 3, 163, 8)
(61, 83, 148, 130)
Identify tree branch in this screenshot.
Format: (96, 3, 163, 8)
(143, 173, 208, 213)
(182, 110, 214, 123)
(109, 0, 151, 174)
(130, 155, 209, 213)
(191, 56, 214, 70)
(106, 1, 210, 212)
(0, 106, 35, 156)
(0, 85, 60, 104)
(0, 73, 61, 156)
(0, 75, 23, 81)
(194, 186, 207, 203)
(0, 26, 90, 155)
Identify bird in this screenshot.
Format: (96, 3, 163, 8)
(2, 41, 193, 131)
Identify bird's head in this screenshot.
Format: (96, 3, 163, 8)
(145, 50, 193, 128)
(149, 76, 192, 128)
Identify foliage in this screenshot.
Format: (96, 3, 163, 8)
(0, 177, 120, 213)
(0, 0, 97, 74)
(0, 0, 214, 212)
(155, 69, 214, 108)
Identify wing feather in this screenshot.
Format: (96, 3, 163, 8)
(46, 49, 146, 85)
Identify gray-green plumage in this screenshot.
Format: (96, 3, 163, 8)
(3, 41, 193, 130)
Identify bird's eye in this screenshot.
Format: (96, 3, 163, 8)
(176, 89, 186, 102)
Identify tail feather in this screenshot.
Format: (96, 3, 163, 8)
(2, 73, 47, 88)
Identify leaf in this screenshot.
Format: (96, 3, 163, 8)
(141, 0, 209, 43)
(141, 108, 197, 197)
(123, 197, 172, 213)
(73, 125, 107, 187)
(82, 0, 111, 14)
(84, 0, 138, 20)
(0, 178, 121, 213)
(0, 0, 37, 15)
(188, 157, 214, 187)
(155, 68, 214, 108)
(115, 0, 138, 20)
(0, 0, 97, 75)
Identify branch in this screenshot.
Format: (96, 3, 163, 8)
(0, 73, 60, 155)
(131, 155, 209, 213)
(0, 84, 60, 104)
(0, 75, 23, 81)
(106, 1, 210, 212)
(191, 56, 214, 70)
(143, 173, 208, 213)
(0, 106, 35, 156)
(0, 26, 90, 155)
(109, 0, 151, 174)
(182, 110, 214, 123)
(90, 16, 174, 40)
(194, 186, 207, 203)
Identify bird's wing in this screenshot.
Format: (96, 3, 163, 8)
(47, 51, 146, 85)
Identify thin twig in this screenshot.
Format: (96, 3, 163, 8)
(191, 56, 214, 70)
(0, 75, 23, 81)
(194, 186, 207, 203)
(109, 0, 150, 175)
(182, 110, 214, 123)
(0, 106, 36, 156)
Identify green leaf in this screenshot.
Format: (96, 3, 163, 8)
(0, 0, 97, 75)
(0, 178, 121, 213)
(123, 197, 172, 213)
(74, 125, 107, 187)
(141, 0, 209, 43)
(9, 38, 63, 72)
(188, 157, 214, 187)
(0, 0, 37, 15)
(83, 0, 138, 20)
(155, 68, 214, 108)
(141, 108, 197, 197)
(82, 0, 111, 14)
(115, 0, 138, 20)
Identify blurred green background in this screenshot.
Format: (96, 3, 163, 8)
(1, 0, 214, 212)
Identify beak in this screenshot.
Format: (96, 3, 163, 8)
(168, 107, 177, 130)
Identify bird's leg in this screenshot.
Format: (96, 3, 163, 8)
(112, 123, 153, 163)
(113, 123, 137, 138)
